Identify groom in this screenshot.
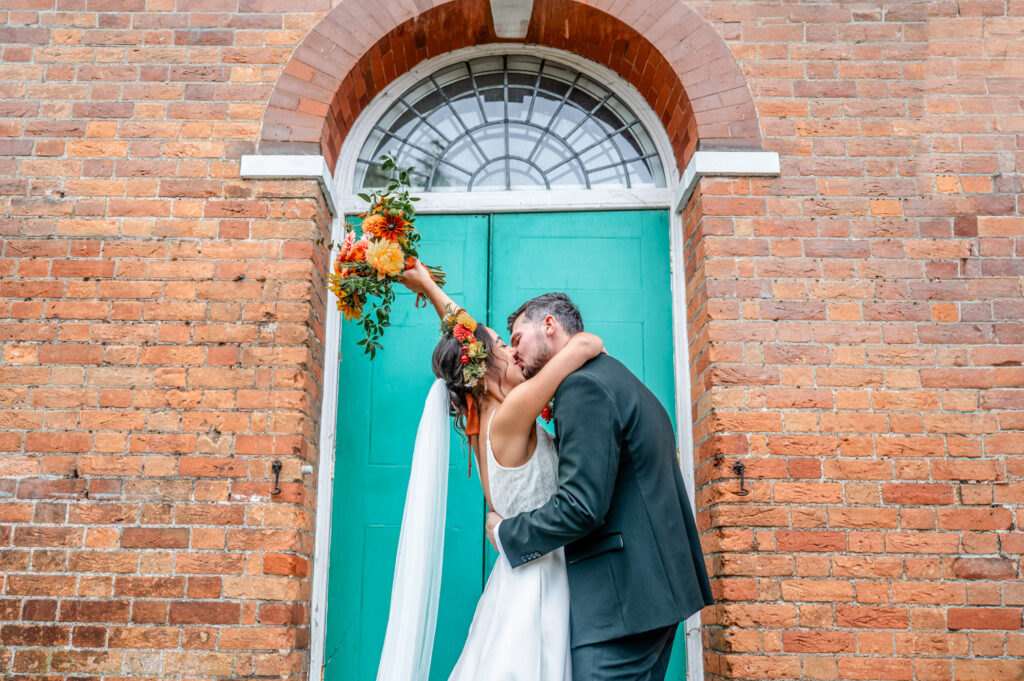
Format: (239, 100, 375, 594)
(487, 292, 713, 681)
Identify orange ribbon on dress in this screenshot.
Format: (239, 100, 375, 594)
(464, 394, 480, 477)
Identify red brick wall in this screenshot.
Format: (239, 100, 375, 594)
(1, 170, 330, 676)
(1, 1, 1023, 681)
(682, 2, 1024, 680)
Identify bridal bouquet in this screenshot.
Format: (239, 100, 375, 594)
(322, 155, 445, 358)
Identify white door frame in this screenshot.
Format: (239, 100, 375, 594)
(242, 41, 779, 681)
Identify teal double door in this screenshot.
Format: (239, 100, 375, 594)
(324, 210, 685, 680)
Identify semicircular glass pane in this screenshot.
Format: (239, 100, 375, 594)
(354, 54, 666, 193)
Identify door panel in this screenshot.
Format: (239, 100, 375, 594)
(324, 214, 489, 681)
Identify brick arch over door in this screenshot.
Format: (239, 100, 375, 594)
(260, 0, 762, 174)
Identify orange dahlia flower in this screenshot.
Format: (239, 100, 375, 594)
(361, 213, 387, 238)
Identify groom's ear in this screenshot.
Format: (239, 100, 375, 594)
(542, 315, 559, 336)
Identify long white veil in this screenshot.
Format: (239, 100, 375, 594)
(376, 379, 451, 680)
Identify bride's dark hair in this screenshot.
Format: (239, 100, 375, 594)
(431, 325, 507, 439)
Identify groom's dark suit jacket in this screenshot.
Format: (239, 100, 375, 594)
(498, 353, 713, 647)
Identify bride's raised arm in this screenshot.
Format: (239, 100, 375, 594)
(491, 332, 604, 440)
(398, 259, 457, 320)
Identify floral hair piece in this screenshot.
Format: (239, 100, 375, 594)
(441, 305, 487, 388)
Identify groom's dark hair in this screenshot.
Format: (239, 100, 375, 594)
(507, 292, 584, 335)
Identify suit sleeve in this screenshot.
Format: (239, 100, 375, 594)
(497, 372, 621, 568)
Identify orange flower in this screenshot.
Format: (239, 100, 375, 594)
(336, 231, 357, 269)
(349, 236, 370, 262)
(337, 291, 364, 321)
(327, 275, 363, 321)
(332, 261, 352, 279)
(366, 239, 405, 279)
(361, 213, 387, 238)
(455, 311, 477, 332)
(378, 211, 412, 241)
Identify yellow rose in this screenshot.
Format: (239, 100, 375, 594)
(366, 239, 405, 279)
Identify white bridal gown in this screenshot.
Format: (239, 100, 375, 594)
(448, 420, 572, 681)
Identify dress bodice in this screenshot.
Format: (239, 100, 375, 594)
(486, 420, 558, 518)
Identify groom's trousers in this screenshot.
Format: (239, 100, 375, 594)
(570, 624, 677, 681)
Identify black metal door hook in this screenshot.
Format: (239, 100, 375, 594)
(732, 460, 749, 497)
(271, 460, 283, 496)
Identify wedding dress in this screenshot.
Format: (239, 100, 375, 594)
(374, 382, 570, 681)
(447, 419, 572, 680)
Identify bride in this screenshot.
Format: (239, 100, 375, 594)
(395, 260, 603, 680)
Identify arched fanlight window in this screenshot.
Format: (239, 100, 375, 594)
(354, 55, 667, 192)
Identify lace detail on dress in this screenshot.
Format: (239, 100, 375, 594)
(486, 420, 558, 518)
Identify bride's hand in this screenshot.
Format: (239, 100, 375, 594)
(398, 259, 433, 295)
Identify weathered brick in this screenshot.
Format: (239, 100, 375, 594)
(168, 601, 240, 625)
(947, 608, 1023, 631)
(0, 624, 70, 646)
(120, 528, 189, 549)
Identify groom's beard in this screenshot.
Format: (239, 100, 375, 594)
(521, 343, 554, 379)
